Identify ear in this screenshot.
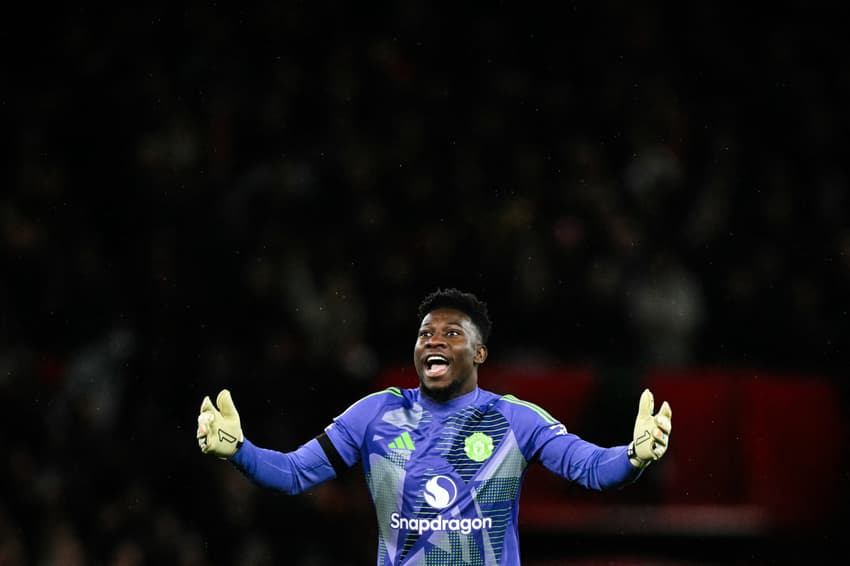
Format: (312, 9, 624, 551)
(474, 344, 488, 365)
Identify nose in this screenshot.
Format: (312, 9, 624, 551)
(425, 335, 446, 347)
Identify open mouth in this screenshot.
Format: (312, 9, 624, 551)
(424, 354, 449, 378)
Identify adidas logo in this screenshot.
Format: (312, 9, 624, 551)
(388, 431, 416, 451)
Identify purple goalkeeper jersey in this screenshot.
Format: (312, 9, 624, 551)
(231, 386, 643, 565)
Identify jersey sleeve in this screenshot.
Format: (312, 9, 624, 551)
(499, 394, 643, 490)
(537, 434, 641, 490)
(229, 437, 337, 495)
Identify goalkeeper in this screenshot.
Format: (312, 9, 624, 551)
(197, 288, 672, 565)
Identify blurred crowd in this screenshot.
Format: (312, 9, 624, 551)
(2, 3, 849, 565)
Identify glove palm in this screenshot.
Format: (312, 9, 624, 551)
(196, 389, 244, 458)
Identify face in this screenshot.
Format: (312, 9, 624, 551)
(413, 307, 488, 402)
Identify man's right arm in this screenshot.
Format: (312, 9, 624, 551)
(196, 388, 346, 494)
(229, 436, 339, 495)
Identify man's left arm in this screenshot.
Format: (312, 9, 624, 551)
(530, 389, 672, 490)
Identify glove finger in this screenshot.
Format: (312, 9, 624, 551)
(655, 414, 672, 434)
(637, 389, 654, 420)
(217, 389, 238, 418)
(197, 410, 214, 437)
(200, 395, 215, 413)
(658, 400, 672, 420)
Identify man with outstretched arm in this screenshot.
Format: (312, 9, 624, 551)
(197, 288, 672, 565)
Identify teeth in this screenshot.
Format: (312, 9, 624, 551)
(425, 355, 448, 368)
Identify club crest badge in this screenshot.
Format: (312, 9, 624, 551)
(464, 432, 494, 462)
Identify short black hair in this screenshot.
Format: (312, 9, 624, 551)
(417, 288, 492, 344)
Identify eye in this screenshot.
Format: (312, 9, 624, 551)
(446, 330, 461, 337)
(419, 330, 433, 338)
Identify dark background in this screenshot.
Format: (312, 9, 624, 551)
(2, 2, 849, 565)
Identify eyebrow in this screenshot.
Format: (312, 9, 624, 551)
(419, 320, 466, 330)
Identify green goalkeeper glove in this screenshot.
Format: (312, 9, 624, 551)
(196, 389, 244, 458)
(628, 388, 672, 468)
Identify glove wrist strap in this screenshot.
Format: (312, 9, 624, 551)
(628, 441, 650, 468)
